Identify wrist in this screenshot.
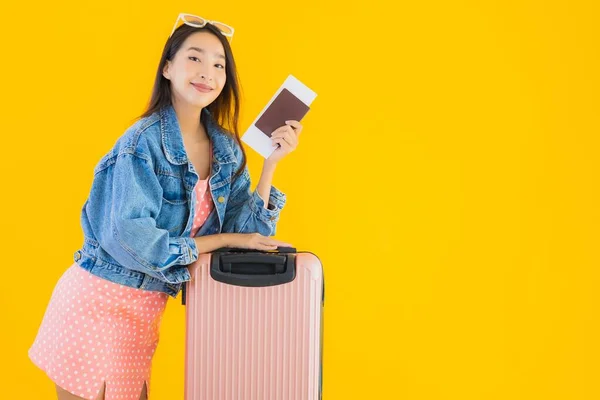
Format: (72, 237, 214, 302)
(263, 159, 278, 170)
(220, 233, 237, 248)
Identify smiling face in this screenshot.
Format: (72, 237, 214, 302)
(162, 31, 227, 109)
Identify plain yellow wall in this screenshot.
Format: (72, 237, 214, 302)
(1, 0, 599, 399)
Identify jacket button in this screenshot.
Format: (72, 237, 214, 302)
(217, 196, 225, 203)
(270, 216, 276, 221)
(74, 251, 81, 261)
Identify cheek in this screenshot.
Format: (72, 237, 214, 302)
(170, 65, 190, 87)
(182, 64, 197, 79)
(213, 75, 227, 96)
(217, 73, 227, 86)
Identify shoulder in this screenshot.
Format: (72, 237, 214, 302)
(93, 112, 161, 174)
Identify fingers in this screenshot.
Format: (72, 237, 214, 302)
(270, 126, 294, 140)
(276, 130, 297, 146)
(271, 126, 298, 151)
(260, 235, 293, 248)
(246, 233, 293, 251)
(255, 243, 279, 251)
(271, 122, 302, 141)
(284, 120, 303, 134)
(268, 238, 294, 247)
(271, 136, 293, 152)
(255, 242, 291, 251)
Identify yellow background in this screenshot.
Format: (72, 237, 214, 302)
(1, 0, 599, 398)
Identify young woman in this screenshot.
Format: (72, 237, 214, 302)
(29, 13, 303, 400)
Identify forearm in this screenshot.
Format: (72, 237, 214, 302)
(193, 233, 234, 254)
(257, 161, 277, 209)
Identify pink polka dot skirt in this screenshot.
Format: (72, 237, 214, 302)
(29, 177, 214, 399)
(28, 264, 167, 399)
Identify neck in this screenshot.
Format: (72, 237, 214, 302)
(171, 97, 208, 141)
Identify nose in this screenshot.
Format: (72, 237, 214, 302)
(199, 71, 213, 82)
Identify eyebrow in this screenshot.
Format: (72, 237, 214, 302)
(187, 46, 226, 60)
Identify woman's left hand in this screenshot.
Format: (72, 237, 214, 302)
(266, 120, 303, 165)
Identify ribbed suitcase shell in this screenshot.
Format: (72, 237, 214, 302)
(184, 251, 324, 400)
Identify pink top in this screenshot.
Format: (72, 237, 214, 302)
(190, 177, 214, 237)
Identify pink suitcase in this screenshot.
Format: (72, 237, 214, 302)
(183, 247, 324, 400)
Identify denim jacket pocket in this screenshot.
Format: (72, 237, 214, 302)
(156, 197, 189, 235)
(155, 172, 189, 234)
(157, 172, 187, 202)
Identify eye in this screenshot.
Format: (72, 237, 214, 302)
(215, 64, 225, 69)
(189, 56, 200, 62)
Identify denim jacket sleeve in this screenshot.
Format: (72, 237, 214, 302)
(221, 141, 286, 236)
(94, 151, 198, 283)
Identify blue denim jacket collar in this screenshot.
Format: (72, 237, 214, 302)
(159, 104, 236, 166)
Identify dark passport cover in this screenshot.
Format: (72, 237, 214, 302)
(255, 88, 310, 137)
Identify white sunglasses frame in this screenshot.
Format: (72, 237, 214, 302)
(169, 13, 234, 43)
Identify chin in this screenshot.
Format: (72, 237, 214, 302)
(194, 92, 219, 106)
(186, 96, 211, 109)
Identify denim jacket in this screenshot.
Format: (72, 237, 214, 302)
(73, 104, 286, 297)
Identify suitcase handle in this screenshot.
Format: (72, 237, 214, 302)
(220, 254, 286, 274)
(213, 246, 297, 254)
(182, 248, 298, 304)
(210, 251, 296, 287)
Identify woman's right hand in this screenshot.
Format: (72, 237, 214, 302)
(226, 233, 293, 251)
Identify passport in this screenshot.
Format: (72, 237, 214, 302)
(242, 75, 317, 158)
(255, 88, 310, 138)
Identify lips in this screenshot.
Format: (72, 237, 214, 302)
(191, 83, 213, 93)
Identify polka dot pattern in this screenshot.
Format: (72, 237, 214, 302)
(28, 178, 214, 399)
(190, 177, 214, 237)
(28, 263, 167, 399)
